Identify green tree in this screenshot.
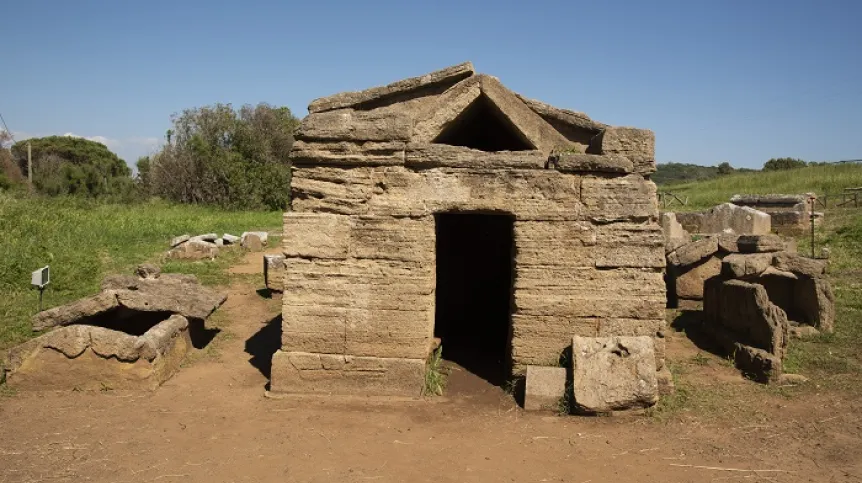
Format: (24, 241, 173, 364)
(717, 162, 734, 175)
(146, 103, 299, 210)
(10, 136, 133, 197)
(763, 157, 807, 171)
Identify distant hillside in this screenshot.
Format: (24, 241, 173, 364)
(653, 163, 720, 185)
(657, 162, 862, 211)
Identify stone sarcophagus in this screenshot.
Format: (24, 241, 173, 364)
(271, 62, 666, 396)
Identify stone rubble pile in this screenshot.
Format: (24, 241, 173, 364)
(167, 231, 270, 259)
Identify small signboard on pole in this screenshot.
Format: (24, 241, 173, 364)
(31, 265, 50, 312)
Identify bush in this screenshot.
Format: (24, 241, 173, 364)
(9, 136, 134, 198)
(763, 157, 807, 171)
(146, 103, 299, 210)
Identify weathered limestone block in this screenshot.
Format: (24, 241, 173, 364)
(270, 350, 425, 396)
(588, 127, 656, 175)
(479, 75, 574, 153)
(404, 143, 546, 170)
(674, 255, 722, 299)
(550, 154, 633, 174)
(515, 94, 607, 146)
(282, 257, 434, 358)
(283, 212, 350, 259)
(170, 234, 190, 247)
(349, 216, 435, 263)
(367, 167, 583, 220)
(722, 253, 774, 278)
(678, 203, 771, 235)
(296, 110, 413, 142)
(661, 212, 690, 253)
(413, 75, 482, 143)
(291, 140, 406, 167)
(32, 291, 119, 331)
(571, 336, 658, 412)
(514, 220, 596, 268)
(6, 315, 192, 391)
(102, 274, 227, 322)
(308, 62, 475, 114)
(242, 233, 263, 251)
(581, 174, 658, 222)
(594, 222, 665, 269)
(667, 237, 719, 268)
(772, 252, 827, 277)
(795, 276, 835, 333)
(524, 366, 567, 411)
(737, 234, 786, 253)
(703, 278, 788, 382)
(290, 167, 373, 215)
(167, 239, 219, 260)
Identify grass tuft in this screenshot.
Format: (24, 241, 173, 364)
(423, 345, 447, 396)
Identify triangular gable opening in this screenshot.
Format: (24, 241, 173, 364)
(433, 94, 535, 152)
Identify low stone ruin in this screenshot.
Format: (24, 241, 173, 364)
(523, 335, 667, 414)
(730, 194, 816, 235)
(663, 204, 800, 305)
(703, 252, 833, 382)
(167, 231, 269, 260)
(3, 266, 227, 390)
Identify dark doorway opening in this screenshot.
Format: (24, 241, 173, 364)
(434, 213, 514, 388)
(433, 94, 534, 152)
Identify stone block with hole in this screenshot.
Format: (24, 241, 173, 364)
(571, 336, 658, 413)
(524, 366, 567, 411)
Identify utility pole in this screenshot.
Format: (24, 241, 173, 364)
(27, 141, 32, 184)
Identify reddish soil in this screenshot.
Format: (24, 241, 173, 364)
(2, 252, 861, 482)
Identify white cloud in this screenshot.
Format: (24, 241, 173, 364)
(63, 132, 122, 150)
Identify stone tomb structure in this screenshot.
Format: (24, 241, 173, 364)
(272, 62, 666, 396)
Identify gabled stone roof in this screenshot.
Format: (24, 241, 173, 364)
(294, 62, 656, 175)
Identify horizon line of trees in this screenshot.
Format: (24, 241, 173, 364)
(0, 103, 300, 210)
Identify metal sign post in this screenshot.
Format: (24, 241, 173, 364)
(808, 196, 817, 258)
(31, 265, 50, 312)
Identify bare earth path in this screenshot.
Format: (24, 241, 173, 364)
(1, 252, 861, 482)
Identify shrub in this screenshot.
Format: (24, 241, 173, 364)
(146, 103, 299, 210)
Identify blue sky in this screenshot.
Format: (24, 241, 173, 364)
(2, 0, 861, 169)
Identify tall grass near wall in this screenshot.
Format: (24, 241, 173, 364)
(658, 163, 862, 211)
(0, 193, 280, 350)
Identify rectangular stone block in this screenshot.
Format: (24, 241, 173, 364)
(291, 140, 406, 167)
(349, 216, 435, 263)
(283, 212, 350, 259)
(594, 222, 665, 268)
(571, 336, 658, 412)
(296, 110, 413, 142)
(366, 167, 583, 220)
(270, 350, 425, 396)
(589, 127, 656, 175)
(581, 174, 658, 222)
(290, 167, 372, 215)
(524, 366, 567, 411)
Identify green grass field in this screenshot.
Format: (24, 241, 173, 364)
(658, 163, 862, 211)
(0, 193, 281, 351)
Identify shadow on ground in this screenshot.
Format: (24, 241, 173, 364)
(670, 309, 729, 359)
(244, 315, 282, 379)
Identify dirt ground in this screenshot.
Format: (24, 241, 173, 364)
(2, 251, 861, 483)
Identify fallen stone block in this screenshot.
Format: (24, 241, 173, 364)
(242, 231, 269, 245)
(242, 233, 263, 251)
(170, 234, 190, 247)
(667, 237, 718, 268)
(524, 366, 567, 411)
(722, 253, 773, 278)
(264, 254, 286, 292)
(191, 233, 218, 242)
(167, 240, 219, 260)
(771, 252, 827, 277)
(135, 263, 161, 280)
(571, 336, 658, 413)
(737, 234, 786, 253)
(673, 255, 722, 300)
(222, 233, 240, 244)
